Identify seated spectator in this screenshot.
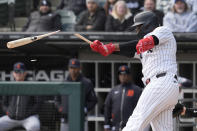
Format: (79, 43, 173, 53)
(23, 0, 62, 32)
(156, 0, 197, 14)
(144, 0, 164, 25)
(0, 62, 43, 131)
(75, 0, 106, 31)
(56, 0, 86, 16)
(105, 0, 133, 32)
(163, 0, 197, 32)
(124, 0, 144, 15)
(104, 0, 118, 15)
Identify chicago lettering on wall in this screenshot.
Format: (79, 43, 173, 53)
(0, 70, 69, 81)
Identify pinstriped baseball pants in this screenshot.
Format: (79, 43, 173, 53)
(122, 73, 179, 131)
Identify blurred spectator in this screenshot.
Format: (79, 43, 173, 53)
(144, 0, 164, 25)
(55, 58, 97, 131)
(104, 0, 118, 15)
(0, 62, 43, 131)
(156, 0, 197, 14)
(75, 0, 106, 31)
(23, 0, 62, 32)
(124, 0, 144, 15)
(163, 0, 197, 32)
(186, 0, 197, 14)
(57, 0, 86, 16)
(104, 65, 142, 131)
(105, 0, 133, 32)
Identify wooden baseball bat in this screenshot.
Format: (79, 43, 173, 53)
(74, 33, 93, 44)
(7, 30, 60, 48)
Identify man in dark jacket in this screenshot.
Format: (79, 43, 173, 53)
(104, 65, 142, 131)
(75, 0, 106, 31)
(0, 62, 43, 131)
(23, 0, 62, 32)
(55, 58, 97, 131)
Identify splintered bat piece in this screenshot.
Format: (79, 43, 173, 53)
(7, 30, 60, 48)
(74, 33, 93, 45)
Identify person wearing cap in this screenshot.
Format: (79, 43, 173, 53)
(0, 62, 43, 131)
(163, 0, 197, 32)
(75, 0, 106, 31)
(104, 65, 142, 131)
(54, 58, 97, 131)
(23, 0, 62, 32)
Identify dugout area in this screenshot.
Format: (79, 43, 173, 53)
(0, 32, 197, 131)
(0, 82, 84, 131)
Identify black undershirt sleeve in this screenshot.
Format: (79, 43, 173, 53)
(152, 35, 159, 45)
(113, 35, 159, 58)
(113, 40, 138, 58)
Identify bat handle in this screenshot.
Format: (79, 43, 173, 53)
(74, 33, 93, 45)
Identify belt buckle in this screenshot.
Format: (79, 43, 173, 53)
(146, 79, 150, 85)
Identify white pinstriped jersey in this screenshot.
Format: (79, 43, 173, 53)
(134, 26, 177, 83)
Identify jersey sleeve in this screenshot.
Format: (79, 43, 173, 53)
(150, 26, 174, 45)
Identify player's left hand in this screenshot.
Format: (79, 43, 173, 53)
(90, 40, 115, 56)
(136, 36, 155, 54)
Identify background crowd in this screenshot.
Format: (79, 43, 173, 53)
(0, 0, 197, 32)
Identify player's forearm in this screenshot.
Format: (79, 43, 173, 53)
(113, 40, 138, 57)
(90, 40, 137, 57)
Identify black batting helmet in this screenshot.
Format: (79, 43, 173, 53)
(131, 11, 159, 38)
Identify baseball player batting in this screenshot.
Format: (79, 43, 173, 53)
(89, 11, 179, 131)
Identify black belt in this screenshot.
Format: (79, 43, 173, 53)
(146, 72, 177, 85)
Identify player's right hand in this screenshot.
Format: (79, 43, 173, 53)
(136, 36, 155, 54)
(90, 40, 115, 56)
(90, 40, 103, 52)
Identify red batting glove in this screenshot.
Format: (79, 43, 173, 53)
(136, 36, 155, 54)
(90, 40, 115, 56)
(90, 40, 103, 52)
